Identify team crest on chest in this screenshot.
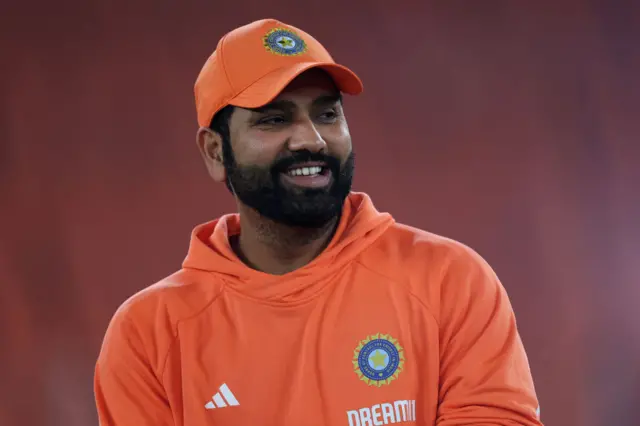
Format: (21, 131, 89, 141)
(353, 333, 405, 387)
(263, 28, 307, 56)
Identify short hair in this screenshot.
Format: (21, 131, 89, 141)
(209, 105, 234, 141)
(209, 105, 236, 192)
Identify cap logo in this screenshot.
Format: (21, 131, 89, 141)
(263, 28, 307, 56)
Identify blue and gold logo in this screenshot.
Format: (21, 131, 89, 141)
(353, 333, 405, 387)
(263, 28, 307, 56)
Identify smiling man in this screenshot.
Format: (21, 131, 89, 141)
(94, 19, 543, 426)
(203, 69, 356, 274)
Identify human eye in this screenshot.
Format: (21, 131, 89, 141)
(256, 115, 287, 126)
(318, 108, 339, 123)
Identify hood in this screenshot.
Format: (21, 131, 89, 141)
(182, 192, 394, 303)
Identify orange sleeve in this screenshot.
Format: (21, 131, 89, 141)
(94, 310, 175, 426)
(436, 246, 543, 425)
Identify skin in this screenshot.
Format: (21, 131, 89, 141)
(196, 69, 353, 275)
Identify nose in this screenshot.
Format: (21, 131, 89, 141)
(286, 118, 327, 153)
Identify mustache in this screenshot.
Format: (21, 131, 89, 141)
(271, 150, 342, 174)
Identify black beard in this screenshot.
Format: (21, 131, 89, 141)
(224, 148, 355, 229)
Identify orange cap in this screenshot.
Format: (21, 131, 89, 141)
(194, 18, 364, 128)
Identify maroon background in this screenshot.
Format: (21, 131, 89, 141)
(2, 2, 639, 425)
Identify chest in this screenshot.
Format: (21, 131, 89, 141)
(166, 276, 440, 425)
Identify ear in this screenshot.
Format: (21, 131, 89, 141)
(196, 127, 227, 183)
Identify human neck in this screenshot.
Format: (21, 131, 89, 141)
(232, 205, 339, 275)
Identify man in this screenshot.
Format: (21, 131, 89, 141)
(94, 18, 543, 426)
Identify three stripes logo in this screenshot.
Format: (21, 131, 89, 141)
(204, 383, 240, 410)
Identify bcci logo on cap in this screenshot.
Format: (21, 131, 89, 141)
(353, 333, 405, 387)
(263, 28, 307, 56)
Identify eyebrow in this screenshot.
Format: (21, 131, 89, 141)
(249, 93, 342, 114)
(314, 93, 343, 107)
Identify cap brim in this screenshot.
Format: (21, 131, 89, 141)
(228, 62, 363, 109)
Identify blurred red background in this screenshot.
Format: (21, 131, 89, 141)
(1, 2, 639, 425)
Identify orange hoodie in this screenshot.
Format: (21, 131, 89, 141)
(94, 192, 542, 426)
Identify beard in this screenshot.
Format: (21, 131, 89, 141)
(223, 145, 355, 229)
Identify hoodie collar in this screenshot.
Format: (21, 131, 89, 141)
(182, 192, 394, 304)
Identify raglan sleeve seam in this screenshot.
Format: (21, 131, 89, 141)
(354, 259, 441, 328)
(158, 283, 228, 384)
(118, 314, 170, 384)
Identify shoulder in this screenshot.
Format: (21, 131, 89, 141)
(363, 221, 491, 278)
(359, 221, 502, 319)
(115, 268, 224, 324)
(98, 269, 225, 371)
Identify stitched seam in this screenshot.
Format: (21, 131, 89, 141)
(159, 281, 228, 385)
(219, 34, 234, 92)
(354, 259, 440, 328)
(119, 316, 171, 393)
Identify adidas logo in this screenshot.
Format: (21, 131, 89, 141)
(204, 383, 240, 409)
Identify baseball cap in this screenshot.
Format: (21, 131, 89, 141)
(194, 18, 364, 128)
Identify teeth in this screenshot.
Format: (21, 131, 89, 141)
(287, 166, 323, 176)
